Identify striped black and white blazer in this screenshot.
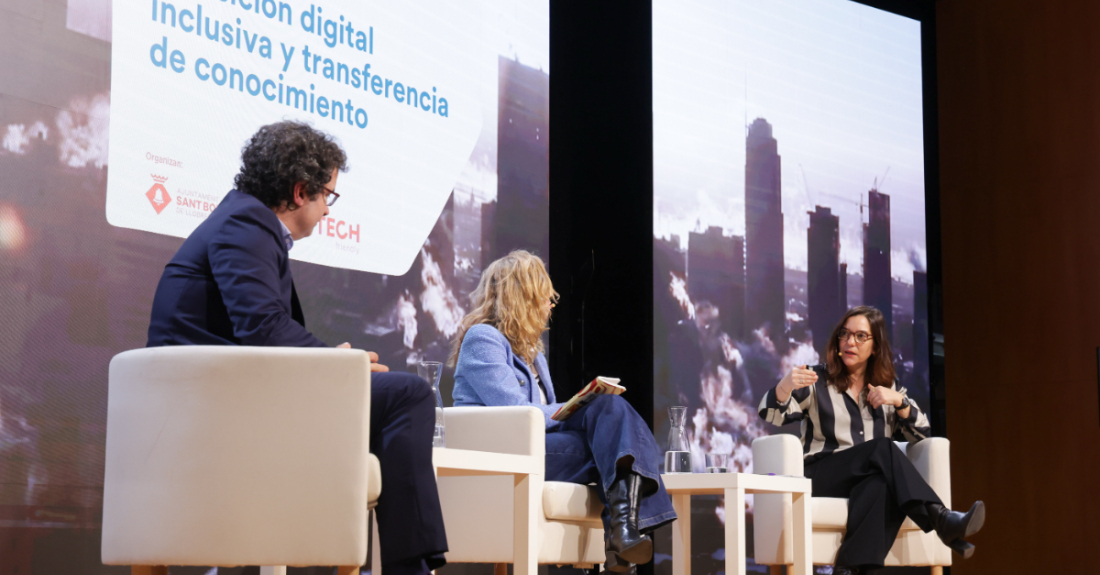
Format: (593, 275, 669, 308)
(757, 367, 931, 462)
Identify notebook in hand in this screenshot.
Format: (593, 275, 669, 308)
(550, 376, 625, 421)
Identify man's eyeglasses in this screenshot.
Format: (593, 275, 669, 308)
(838, 329, 873, 345)
(321, 186, 340, 207)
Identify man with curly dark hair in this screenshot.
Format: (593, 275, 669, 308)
(233, 120, 349, 216)
(147, 121, 449, 575)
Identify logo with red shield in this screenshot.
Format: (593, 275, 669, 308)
(146, 175, 172, 215)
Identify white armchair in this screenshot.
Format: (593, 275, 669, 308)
(101, 346, 380, 575)
(752, 435, 952, 575)
(436, 406, 605, 569)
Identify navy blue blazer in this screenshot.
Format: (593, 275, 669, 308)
(147, 189, 327, 348)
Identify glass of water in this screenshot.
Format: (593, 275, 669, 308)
(705, 453, 729, 473)
(416, 361, 446, 448)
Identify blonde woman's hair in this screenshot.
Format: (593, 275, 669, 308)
(449, 250, 559, 366)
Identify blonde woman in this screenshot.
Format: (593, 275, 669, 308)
(451, 251, 675, 574)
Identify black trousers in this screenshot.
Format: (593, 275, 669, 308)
(804, 437, 942, 568)
(369, 371, 448, 574)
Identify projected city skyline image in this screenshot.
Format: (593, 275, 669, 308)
(0, 0, 548, 572)
(652, 1, 927, 571)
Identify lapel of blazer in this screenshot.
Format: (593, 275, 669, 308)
(512, 352, 534, 403)
(533, 354, 555, 403)
(290, 282, 305, 327)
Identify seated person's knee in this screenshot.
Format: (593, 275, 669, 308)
(593, 393, 628, 410)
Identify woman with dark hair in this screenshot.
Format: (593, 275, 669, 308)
(759, 306, 985, 575)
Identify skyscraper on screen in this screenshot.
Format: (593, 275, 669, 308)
(481, 199, 497, 262)
(807, 206, 841, 357)
(863, 189, 892, 331)
(839, 263, 849, 311)
(688, 226, 745, 339)
(913, 270, 929, 375)
(487, 56, 549, 263)
(745, 118, 786, 350)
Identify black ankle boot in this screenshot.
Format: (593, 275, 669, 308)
(605, 472, 653, 566)
(601, 553, 636, 575)
(926, 501, 985, 558)
(603, 537, 635, 573)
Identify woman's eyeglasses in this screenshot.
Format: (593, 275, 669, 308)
(838, 329, 873, 345)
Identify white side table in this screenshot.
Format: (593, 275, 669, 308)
(661, 473, 812, 575)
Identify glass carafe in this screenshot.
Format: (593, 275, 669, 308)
(665, 406, 693, 473)
(417, 361, 446, 447)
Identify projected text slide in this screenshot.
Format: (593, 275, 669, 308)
(106, 0, 491, 274)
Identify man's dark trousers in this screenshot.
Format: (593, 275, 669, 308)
(370, 371, 447, 573)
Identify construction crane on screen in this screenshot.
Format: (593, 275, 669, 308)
(800, 165, 891, 226)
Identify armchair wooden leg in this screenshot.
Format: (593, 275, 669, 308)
(494, 563, 508, 575)
(132, 567, 168, 575)
(336, 567, 359, 575)
(513, 473, 539, 575)
(768, 566, 784, 575)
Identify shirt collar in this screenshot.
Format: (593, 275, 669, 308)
(277, 219, 294, 250)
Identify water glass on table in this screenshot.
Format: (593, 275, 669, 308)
(416, 361, 446, 447)
(705, 453, 729, 473)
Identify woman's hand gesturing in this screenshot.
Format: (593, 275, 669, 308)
(867, 384, 903, 409)
(777, 365, 818, 403)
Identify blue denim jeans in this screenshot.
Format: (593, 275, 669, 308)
(545, 394, 677, 532)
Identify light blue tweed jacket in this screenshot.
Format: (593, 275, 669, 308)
(453, 323, 563, 428)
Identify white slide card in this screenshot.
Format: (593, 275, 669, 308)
(107, 0, 489, 274)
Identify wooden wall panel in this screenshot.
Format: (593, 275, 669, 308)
(937, 1, 1100, 572)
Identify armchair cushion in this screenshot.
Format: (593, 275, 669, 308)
(811, 497, 848, 530)
(367, 454, 382, 507)
(812, 497, 923, 531)
(543, 482, 603, 522)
